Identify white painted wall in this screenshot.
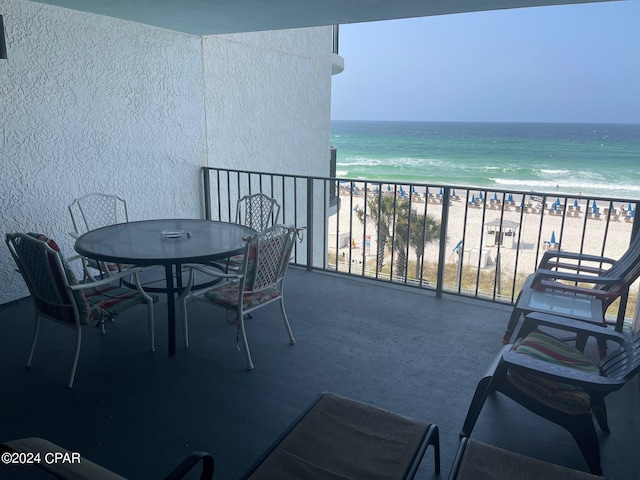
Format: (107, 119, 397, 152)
(0, 0, 335, 304)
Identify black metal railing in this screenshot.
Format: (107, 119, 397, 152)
(202, 166, 640, 320)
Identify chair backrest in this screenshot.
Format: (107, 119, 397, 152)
(235, 194, 280, 232)
(601, 329, 640, 382)
(69, 193, 128, 236)
(595, 231, 640, 299)
(240, 225, 297, 293)
(6, 233, 88, 325)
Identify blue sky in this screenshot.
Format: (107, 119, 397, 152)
(331, 1, 640, 123)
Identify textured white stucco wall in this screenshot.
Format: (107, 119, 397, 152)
(203, 29, 333, 177)
(0, 0, 335, 303)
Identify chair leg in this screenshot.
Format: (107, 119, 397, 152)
(568, 416, 603, 476)
(134, 272, 155, 352)
(460, 375, 495, 437)
(503, 305, 523, 344)
(181, 296, 189, 349)
(148, 301, 155, 352)
(26, 314, 41, 368)
(460, 348, 507, 437)
(280, 297, 295, 345)
(68, 327, 82, 389)
(591, 396, 610, 433)
(237, 312, 254, 370)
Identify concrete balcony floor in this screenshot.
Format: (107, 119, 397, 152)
(1, 268, 638, 479)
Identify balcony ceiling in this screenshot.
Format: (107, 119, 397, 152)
(30, 0, 616, 35)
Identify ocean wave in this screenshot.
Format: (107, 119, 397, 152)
(338, 156, 445, 168)
(491, 177, 640, 196)
(539, 168, 571, 176)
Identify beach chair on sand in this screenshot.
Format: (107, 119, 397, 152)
(502, 231, 640, 353)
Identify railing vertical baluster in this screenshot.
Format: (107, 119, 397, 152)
(306, 177, 313, 270)
(203, 168, 212, 220)
(436, 187, 450, 298)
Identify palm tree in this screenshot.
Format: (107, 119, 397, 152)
(358, 194, 441, 280)
(407, 212, 441, 279)
(357, 194, 407, 275)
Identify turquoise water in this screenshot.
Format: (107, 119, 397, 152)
(331, 121, 640, 200)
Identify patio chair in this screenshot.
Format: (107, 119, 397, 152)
(180, 224, 297, 369)
(235, 193, 281, 231)
(5, 233, 157, 388)
(68, 193, 131, 281)
(449, 436, 603, 480)
(462, 312, 640, 476)
(502, 231, 640, 347)
(0, 437, 213, 479)
(219, 193, 281, 272)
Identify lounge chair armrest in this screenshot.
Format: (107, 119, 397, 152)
(502, 351, 624, 392)
(184, 263, 243, 280)
(539, 250, 616, 267)
(69, 266, 148, 290)
(534, 280, 620, 299)
(534, 268, 622, 286)
(522, 312, 627, 345)
(540, 262, 607, 275)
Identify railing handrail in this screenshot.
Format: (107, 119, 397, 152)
(201, 165, 640, 322)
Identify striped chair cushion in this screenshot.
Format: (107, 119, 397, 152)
(507, 331, 600, 415)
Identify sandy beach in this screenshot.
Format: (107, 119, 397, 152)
(328, 183, 636, 286)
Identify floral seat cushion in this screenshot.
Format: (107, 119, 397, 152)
(507, 331, 600, 415)
(204, 282, 281, 311)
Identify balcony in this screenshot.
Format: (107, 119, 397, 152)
(1, 268, 638, 479)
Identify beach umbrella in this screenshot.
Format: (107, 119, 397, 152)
(386, 184, 391, 192)
(555, 198, 561, 208)
(411, 185, 416, 194)
(592, 200, 598, 213)
(452, 239, 463, 253)
(493, 192, 498, 201)
(508, 193, 514, 203)
(471, 194, 476, 204)
(479, 192, 484, 200)
(550, 231, 556, 244)
(573, 198, 579, 208)
(439, 187, 443, 196)
(628, 202, 634, 212)
(451, 188, 456, 197)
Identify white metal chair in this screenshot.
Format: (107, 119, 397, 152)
(6, 233, 157, 388)
(220, 193, 282, 272)
(68, 193, 131, 280)
(235, 193, 281, 231)
(180, 224, 298, 369)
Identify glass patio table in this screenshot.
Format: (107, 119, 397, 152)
(75, 219, 254, 356)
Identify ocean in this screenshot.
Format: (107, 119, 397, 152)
(330, 121, 640, 200)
